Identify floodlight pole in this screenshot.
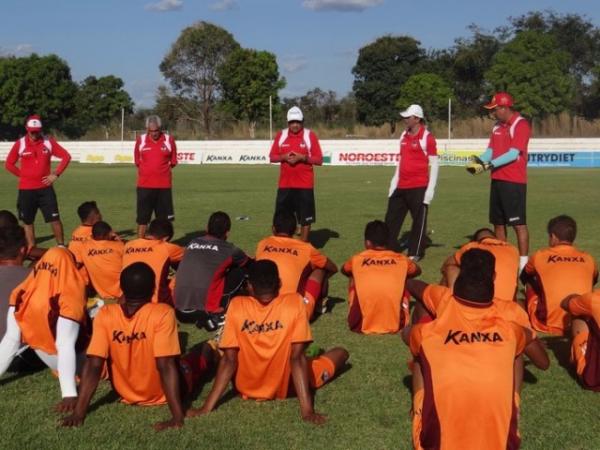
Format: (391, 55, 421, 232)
(269, 96, 273, 140)
(121, 107, 125, 149)
(448, 98, 452, 142)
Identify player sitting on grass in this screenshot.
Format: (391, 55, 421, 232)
(341, 220, 420, 334)
(256, 212, 337, 319)
(403, 249, 548, 450)
(562, 290, 600, 391)
(68, 201, 102, 267)
(441, 227, 519, 302)
(60, 262, 219, 430)
(522, 215, 598, 335)
(0, 246, 88, 412)
(174, 211, 251, 331)
(123, 218, 183, 304)
(190, 260, 349, 424)
(80, 221, 124, 301)
(0, 210, 46, 260)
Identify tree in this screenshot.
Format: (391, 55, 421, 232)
(74, 75, 134, 138)
(218, 48, 285, 138)
(396, 73, 454, 121)
(0, 54, 78, 139)
(160, 21, 240, 136)
(484, 30, 573, 118)
(352, 36, 424, 134)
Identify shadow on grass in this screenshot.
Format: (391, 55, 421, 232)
(391, 231, 443, 253)
(178, 331, 189, 353)
(173, 230, 206, 246)
(543, 335, 573, 372)
(402, 375, 412, 394)
(324, 296, 345, 315)
(309, 229, 340, 249)
(88, 389, 121, 413)
(35, 234, 55, 245)
(115, 228, 137, 240)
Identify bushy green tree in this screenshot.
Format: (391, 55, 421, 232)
(397, 73, 454, 121)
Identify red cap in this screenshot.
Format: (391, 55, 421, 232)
(25, 115, 43, 131)
(484, 92, 513, 109)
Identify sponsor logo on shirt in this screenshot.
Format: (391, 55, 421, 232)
(87, 248, 114, 257)
(71, 236, 88, 242)
(125, 247, 154, 254)
(187, 242, 219, 251)
(112, 330, 147, 344)
(547, 255, 585, 263)
(444, 329, 503, 345)
(241, 319, 284, 334)
(263, 245, 299, 256)
(34, 261, 58, 277)
(361, 258, 398, 267)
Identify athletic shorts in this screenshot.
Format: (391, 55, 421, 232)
(136, 188, 174, 225)
(307, 355, 335, 389)
(17, 187, 60, 224)
(275, 188, 315, 226)
(489, 180, 526, 226)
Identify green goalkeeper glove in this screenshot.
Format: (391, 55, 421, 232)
(466, 156, 493, 175)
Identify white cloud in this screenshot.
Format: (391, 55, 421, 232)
(144, 0, 183, 12)
(281, 55, 308, 73)
(209, 0, 237, 11)
(0, 43, 34, 56)
(302, 0, 383, 12)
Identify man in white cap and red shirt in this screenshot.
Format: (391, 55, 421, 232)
(4, 115, 71, 249)
(385, 104, 439, 261)
(466, 92, 531, 271)
(269, 107, 323, 242)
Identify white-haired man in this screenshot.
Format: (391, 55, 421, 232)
(385, 104, 439, 261)
(269, 107, 323, 242)
(134, 115, 178, 238)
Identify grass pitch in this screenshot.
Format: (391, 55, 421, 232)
(0, 164, 599, 449)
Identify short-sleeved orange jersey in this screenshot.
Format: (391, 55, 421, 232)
(80, 239, 124, 299)
(255, 236, 328, 294)
(9, 247, 87, 355)
(122, 239, 184, 304)
(423, 285, 534, 334)
(219, 293, 313, 400)
(343, 249, 418, 334)
(454, 237, 519, 302)
(525, 245, 598, 335)
(86, 302, 181, 405)
(68, 225, 93, 264)
(410, 294, 526, 450)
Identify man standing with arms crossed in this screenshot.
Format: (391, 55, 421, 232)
(5, 115, 71, 249)
(466, 92, 531, 270)
(269, 107, 323, 242)
(134, 115, 178, 238)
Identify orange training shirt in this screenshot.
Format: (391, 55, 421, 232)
(80, 239, 125, 299)
(86, 302, 181, 405)
(219, 293, 313, 400)
(68, 225, 93, 264)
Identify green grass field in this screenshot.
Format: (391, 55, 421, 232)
(0, 164, 599, 449)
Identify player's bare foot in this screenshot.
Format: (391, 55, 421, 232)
(302, 411, 327, 425)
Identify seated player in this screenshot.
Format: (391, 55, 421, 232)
(403, 249, 548, 450)
(562, 290, 600, 390)
(123, 218, 183, 304)
(0, 210, 46, 260)
(174, 211, 250, 330)
(60, 262, 218, 430)
(341, 220, 420, 334)
(255, 212, 337, 319)
(80, 221, 125, 301)
(0, 246, 88, 411)
(191, 260, 349, 424)
(522, 215, 598, 335)
(441, 227, 519, 302)
(68, 201, 102, 266)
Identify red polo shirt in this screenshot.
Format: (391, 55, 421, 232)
(269, 128, 323, 189)
(488, 113, 530, 184)
(397, 126, 437, 189)
(5, 136, 71, 190)
(134, 133, 177, 189)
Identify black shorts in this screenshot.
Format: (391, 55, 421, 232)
(275, 188, 316, 226)
(17, 187, 60, 224)
(489, 180, 527, 226)
(136, 188, 174, 225)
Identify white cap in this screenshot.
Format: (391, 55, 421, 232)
(287, 106, 304, 122)
(399, 104, 424, 119)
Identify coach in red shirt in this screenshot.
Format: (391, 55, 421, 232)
(134, 115, 178, 238)
(467, 92, 531, 270)
(385, 105, 439, 260)
(269, 107, 323, 242)
(4, 115, 71, 249)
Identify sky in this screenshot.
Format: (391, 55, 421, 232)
(2, 0, 599, 108)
